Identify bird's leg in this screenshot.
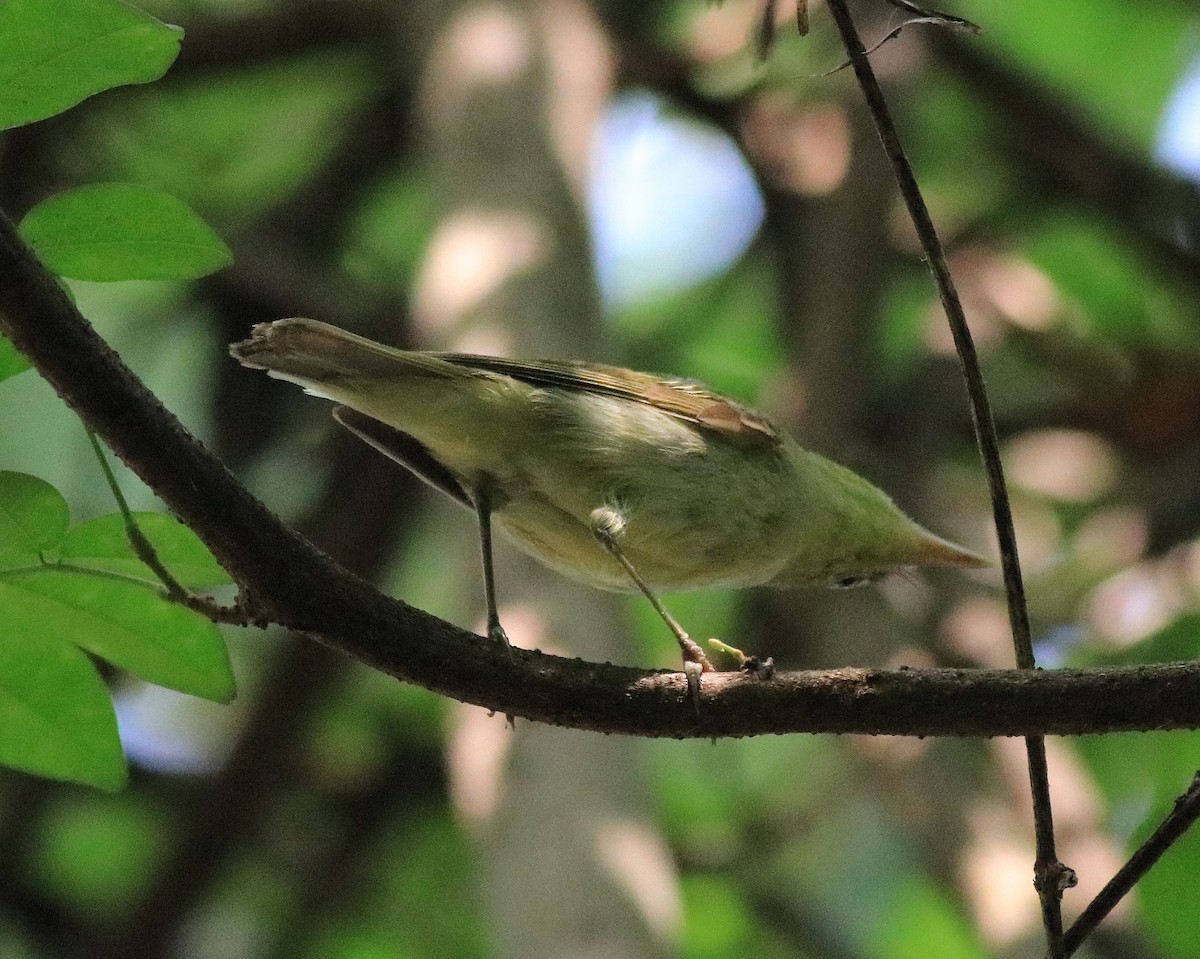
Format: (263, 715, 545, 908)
(474, 485, 512, 653)
(476, 486, 517, 728)
(589, 506, 712, 709)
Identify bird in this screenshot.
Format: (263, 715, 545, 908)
(231, 318, 989, 699)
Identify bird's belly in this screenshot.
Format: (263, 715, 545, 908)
(492, 463, 794, 593)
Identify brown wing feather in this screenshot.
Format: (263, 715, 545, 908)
(435, 354, 780, 448)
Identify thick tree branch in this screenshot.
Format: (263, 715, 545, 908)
(3, 207, 1200, 737)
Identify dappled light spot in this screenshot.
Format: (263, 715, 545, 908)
(940, 596, 1014, 667)
(115, 683, 236, 775)
(449, 701, 514, 827)
(415, 210, 548, 333)
(685, 0, 762, 62)
(1180, 539, 1200, 599)
(976, 254, 1061, 330)
(1008, 497, 1065, 572)
(473, 602, 553, 657)
(539, 0, 613, 194)
(1006, 429, 1118, 502)
(1157, 51, 1200, 181)
(1042, 738, 1104, 825)
(1072, 507, 1148, 574)
(1041, 742, 1126, 917)
(849, 731, 928, 764)
(966, 741, 1122, 946)
(920, 246, 1063, 354)
(877, 569, 932, 617)
(448, 607, 547, 825)
(593, 818, 684, 946)
(963, 801, 1041, 946)
(1086, 565, 1182, 647)
(742, 97, 851, 195)
(919, 249, 1005, 354)
(427, 3, 533, 117)
(885, 645, 935, 670)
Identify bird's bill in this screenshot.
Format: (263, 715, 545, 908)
(912, 530, 993, 569)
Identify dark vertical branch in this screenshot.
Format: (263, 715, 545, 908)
(1063, 773, 1200, 957)
(819, 1, 1071, 954)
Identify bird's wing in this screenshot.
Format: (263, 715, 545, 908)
(333, 406, 472, 508)
(436, 354, 780, 448)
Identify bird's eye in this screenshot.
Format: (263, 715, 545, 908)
(832, 574, 873, 589)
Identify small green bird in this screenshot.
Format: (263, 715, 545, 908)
(231, 318, 987, 694)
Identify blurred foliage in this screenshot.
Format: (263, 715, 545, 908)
(1, 0, 1200, 957)
(0, 2, 235, 792)
(0, 469, 233, 788)
(63, 52, 377, 226)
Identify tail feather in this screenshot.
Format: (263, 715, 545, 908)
(230, 318, 459, 384)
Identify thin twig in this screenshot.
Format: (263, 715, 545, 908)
(754, 0, 809, 61)
(819, 1, 1071, 954)
(817, 0, 982, 78)
(87, 428, 254, 625)
(880, 0, 980, 33)
(818, 19, 965, 79)
(756, 0, 780, 60)
(1063, 772, 1200, 957)
(87, 428, 189, 599)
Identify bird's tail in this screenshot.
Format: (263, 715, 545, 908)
(230, 318, 460, 386)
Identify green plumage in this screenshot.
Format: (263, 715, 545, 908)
(231, 318, 987, 599)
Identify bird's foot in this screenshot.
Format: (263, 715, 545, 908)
(488, 619, 514, 657)
(679, 637, 715, 718)
(485, 620, 516, 726)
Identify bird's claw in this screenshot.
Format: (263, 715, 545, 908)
(683, 659, 704, 717)
(488, 621, 514, 657)
(679, 634, 713, 674)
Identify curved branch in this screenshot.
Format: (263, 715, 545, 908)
(2, 208, 1200, 738)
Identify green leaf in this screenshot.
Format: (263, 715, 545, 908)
(0, 633, 126, 790)
(1025, 213, 1194, 350)
(62, 513, 231, 588)
(0, 336, 31, 382)
(1070, 615, 1200, 958)
(19, 184, 232, 281)
(0, 471, 70, 567)
(0, 0, 182, 131)
(0, 571, 235, 703)
(0, 477, 234, 787)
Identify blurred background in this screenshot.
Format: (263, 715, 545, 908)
(2, 0, 1200, 956)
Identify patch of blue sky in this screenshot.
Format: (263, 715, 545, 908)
(589, 90, 765, 310)
(1156, 50, 1200, 180)
(114, 684, 234, 775)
